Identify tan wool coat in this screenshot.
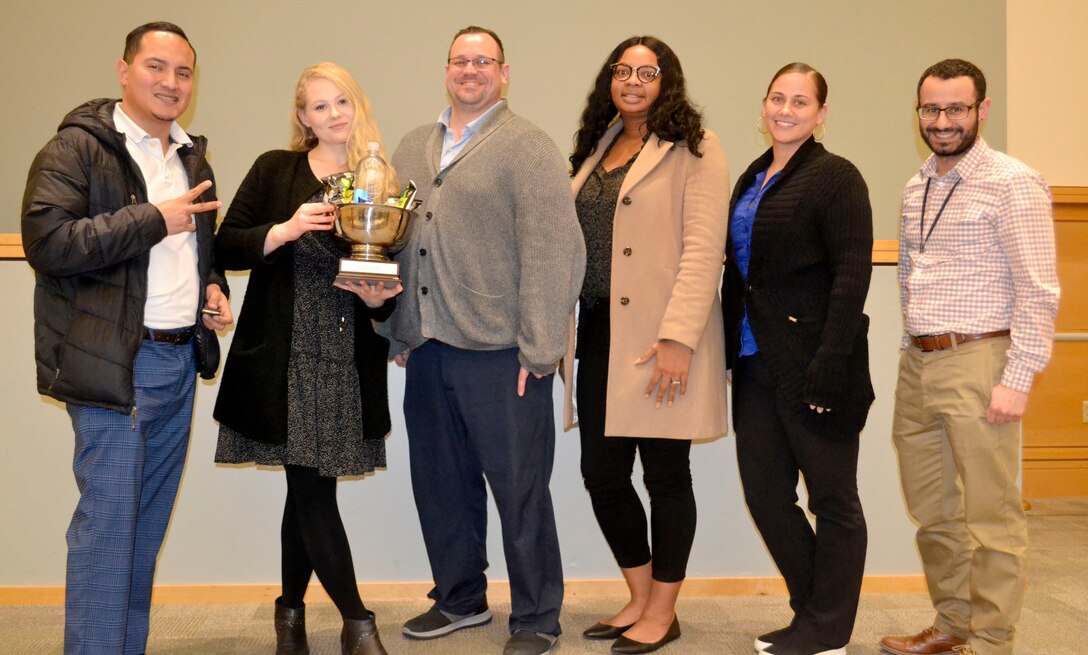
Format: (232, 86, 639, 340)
(562, 123, 730, 440)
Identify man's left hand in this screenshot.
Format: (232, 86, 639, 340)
(201, 284, 233, 331)
(987, 384, 1029, 424)
(517, 366, 544, 397)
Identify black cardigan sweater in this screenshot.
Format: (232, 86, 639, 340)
(212, 150, 392, 445)
(722, 137, 875, 438)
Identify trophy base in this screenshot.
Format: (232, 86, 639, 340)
(336, 258, 401, 285)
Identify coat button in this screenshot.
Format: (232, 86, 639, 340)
(620, 297, 630, 305)
(434, 178, 442, 187)
(622, 196, 632, 206)
(419, 248, 427, 256)
(425, 211, 433, 220)
(421, 286, 429, 295)
(623, 247, 632, 256)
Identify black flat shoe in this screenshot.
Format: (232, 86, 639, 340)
(610, 617, 681, 654)
(583, 621, 635, 640)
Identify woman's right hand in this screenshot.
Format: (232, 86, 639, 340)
(263, 202, 336, 255)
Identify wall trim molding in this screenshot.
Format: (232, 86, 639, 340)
(4, 187, 1081, 264)
(0, 575, 927, 606)
(1051, 186, 1088, 205)
(0, 234, 23, 260)
(3, 187, 1083, 264)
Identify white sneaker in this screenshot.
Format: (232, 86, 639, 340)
(764, 644, 846, 655)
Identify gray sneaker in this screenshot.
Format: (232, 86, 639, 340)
(401, 602, 492, 640)
(504, 630, 557, 655)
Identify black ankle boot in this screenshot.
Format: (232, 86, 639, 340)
(274, 598, 310, 655)
(341, 615, 387, 655)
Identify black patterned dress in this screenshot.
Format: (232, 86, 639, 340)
(215, 184, 386, 477)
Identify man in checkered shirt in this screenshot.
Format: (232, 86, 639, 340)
(880, 59, 1060, 655)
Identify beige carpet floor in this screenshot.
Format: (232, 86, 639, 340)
(4, 497, 1085, 654)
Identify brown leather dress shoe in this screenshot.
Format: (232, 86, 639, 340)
(879, 626, 966, 655)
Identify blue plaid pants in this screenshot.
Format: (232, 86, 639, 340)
(64, 337, 196, 655)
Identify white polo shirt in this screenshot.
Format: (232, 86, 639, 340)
(114, 104, 200, 329)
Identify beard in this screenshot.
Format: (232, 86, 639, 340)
(919, 119, 979, 159)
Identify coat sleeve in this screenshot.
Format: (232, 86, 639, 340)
(804, 160, 873, 407)
(21, 129, 167, 277)
(657, 133, 730, 350)
(214, 152, 286, 271)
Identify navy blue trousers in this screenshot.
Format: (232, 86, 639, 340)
(404, 340, 563, 636)
(64, 336, 196, 655)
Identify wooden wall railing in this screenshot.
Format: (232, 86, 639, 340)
(0, 234, 22, 259)
(0, 235, 907, 263)
(5, 188, 1079, 265)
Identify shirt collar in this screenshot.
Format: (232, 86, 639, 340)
(436, 99, 505, 136)
(919, 136, 991, 181)
(113, 103, 193, 148)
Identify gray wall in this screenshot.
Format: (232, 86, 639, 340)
(3, 0, 1006, 238)
(1, 1, 1007, 587)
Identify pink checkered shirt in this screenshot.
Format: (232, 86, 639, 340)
(898, 138, 1060, 393)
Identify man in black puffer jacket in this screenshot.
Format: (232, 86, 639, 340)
(21, 22, 232, 655)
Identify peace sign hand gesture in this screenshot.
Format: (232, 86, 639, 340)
(154, 180, 221, 235)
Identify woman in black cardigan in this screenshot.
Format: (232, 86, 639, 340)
(213, 63, 400, 655)
(722, 63, 874, 655)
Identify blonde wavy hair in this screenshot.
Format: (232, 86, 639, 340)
(290, 62, 398, 197)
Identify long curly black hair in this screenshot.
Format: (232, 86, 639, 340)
(570, 35, 704, 175)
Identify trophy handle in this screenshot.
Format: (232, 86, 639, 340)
(332, 205, 346, 238)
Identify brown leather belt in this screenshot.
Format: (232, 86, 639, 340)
(144, 327, 194, 346)
(909, 330, 1010, 352)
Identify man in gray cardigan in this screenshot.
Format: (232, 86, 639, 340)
(384, 25, 584, 655)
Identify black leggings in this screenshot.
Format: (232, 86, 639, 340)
(575, 301, 696, 583)
(280, 464, 369, 620)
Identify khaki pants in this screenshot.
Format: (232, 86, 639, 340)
(892, 337, 1027, 655)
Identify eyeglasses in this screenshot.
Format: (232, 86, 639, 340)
(448, 56, 503, 69)
(610, 63, 661, 84)
(916, 102, 980, 121)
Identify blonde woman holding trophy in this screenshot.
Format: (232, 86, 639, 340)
(213, 62, 400, 655)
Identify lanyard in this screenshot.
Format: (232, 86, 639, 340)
(919, 177, 961, 253)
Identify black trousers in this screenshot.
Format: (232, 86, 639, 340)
(576, 301, 696, 584)
(732, 353, 867, 648)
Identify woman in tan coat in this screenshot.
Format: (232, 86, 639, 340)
(564, 35, 729, 654)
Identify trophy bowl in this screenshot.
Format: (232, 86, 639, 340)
(332, 203, 416, 284)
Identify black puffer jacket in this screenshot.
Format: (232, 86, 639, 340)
(21, 98, 226, 414)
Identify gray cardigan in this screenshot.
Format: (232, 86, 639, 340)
(387, 101, 585, 375)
